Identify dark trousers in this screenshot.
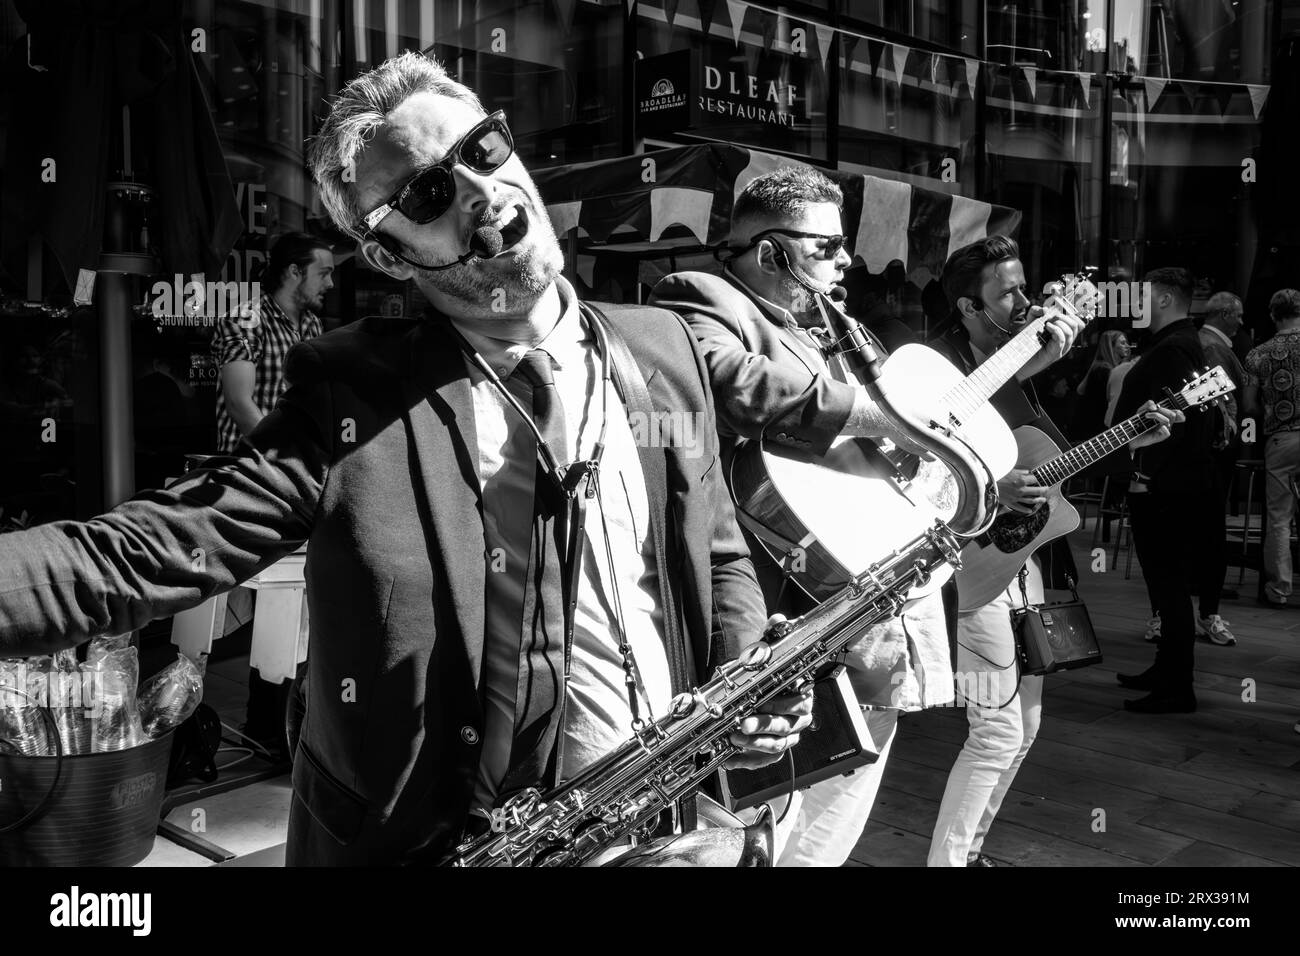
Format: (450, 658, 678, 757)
(1128, 488, 1212, 689)
(1197, 447, 1237, 619)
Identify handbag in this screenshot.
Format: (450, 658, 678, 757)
(1011, 569, 1103, 676)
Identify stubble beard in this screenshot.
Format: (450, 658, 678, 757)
(413, 188, 564, 317)
(780, 276, 816, 318)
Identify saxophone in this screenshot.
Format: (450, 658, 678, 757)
(444, 295, 997, 868)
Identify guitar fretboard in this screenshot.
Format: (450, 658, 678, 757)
(942, 305, 1066, 423)
(1032, 395, 1189, 487)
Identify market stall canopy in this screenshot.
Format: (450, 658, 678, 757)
(532, 143, 1022, 285)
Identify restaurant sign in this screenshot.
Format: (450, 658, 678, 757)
(637, 50, 809, 143)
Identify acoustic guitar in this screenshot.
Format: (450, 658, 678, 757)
(953, 366, 1236, 611)
(730, 274, 1100, 601)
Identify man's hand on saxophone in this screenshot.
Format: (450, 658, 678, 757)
(724, 613, 816, 770)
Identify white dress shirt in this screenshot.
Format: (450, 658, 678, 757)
(459, 278, 671, 809)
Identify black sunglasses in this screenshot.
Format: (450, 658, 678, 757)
(746, 228, 849, 259)
(361, 110, 514, 234)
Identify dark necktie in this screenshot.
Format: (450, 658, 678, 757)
(500, 349, 571, 794)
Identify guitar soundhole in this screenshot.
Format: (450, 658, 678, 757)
(987, 506, 1051, 553)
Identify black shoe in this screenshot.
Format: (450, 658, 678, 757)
(1117, 665, 1163, 690)
(966, 853, 1003, 867)
(1123, 690, 1197, 714)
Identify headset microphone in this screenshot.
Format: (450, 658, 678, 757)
(980, 307, 1019, 337)
(769, 241, 847, 302)
(381, 225, 506, 272)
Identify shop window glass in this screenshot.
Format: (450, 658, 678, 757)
(835, 0, 979, 56)
(987, 0, 1108, 73)
(418, 0, 627, 170)
(1105, 79, 1262, 303)
(837, 33, 978, 192)
(1111, 0, 1273, 83)
(982, 65, 1105, 294)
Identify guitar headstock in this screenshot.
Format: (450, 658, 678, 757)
(1042, 270, 1101, 325)
(1174, 365, 1237, 410)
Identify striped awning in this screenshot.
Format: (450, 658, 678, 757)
(532, 143, 1021, 285)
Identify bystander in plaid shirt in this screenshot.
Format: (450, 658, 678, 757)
(211, 293, 323, 454)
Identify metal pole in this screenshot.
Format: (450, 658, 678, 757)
(99, 271, 136, 505)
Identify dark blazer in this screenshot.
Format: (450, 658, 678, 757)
(0, 303, 765, 865)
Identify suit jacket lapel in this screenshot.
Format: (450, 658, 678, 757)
(401, 320, 487, 696)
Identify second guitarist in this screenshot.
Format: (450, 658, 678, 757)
(924, 237, 1173, 866)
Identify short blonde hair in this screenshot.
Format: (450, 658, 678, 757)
(308, 52, 483, 239)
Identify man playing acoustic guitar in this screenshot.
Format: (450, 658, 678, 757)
(926, 238, 1177, 865)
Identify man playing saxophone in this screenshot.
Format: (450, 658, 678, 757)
(0, 53, 810, 866)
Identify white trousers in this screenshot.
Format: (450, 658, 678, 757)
(927, 558, 1045, 867)
(772, 708, 898, 867)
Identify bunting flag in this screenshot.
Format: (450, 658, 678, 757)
(552, 0, 577, 35)
(1248, 83, 1269, 119)
(663, 0, 679, 30)
(814, 22, 835, 66)
(1177, 80, 1200, 110)
(1213, 84, 1236, 115)
(759, 10, 777, 51)
(1023, 66, 1037, 102)
(624, 0, 635, 15)
(964, 58, 979, 99)
(841, 32, 861, 72)
(867, 38, 887, 80)
(891, 43, 910, 84)
(698, 0, 721, 36)
(1076, 72, 1092, 109)
(1142, 76, 1168, 110)
(726, 0, 746, 45)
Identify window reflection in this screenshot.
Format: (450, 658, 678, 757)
(838, 37, 978, 191)
(987, 0, 1107, 72)
(1111, 0, 1272, 82)
(836, 0, 979, 55)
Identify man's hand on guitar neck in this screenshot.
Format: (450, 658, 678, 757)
(1127, 399, 1183, 451)
(998, 469, 1050, 514)
(1016, 302, 1086, 383)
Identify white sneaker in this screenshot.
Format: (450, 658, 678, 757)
(1143, 615, 1161, 642)
(1199, 614, 1237, 646)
